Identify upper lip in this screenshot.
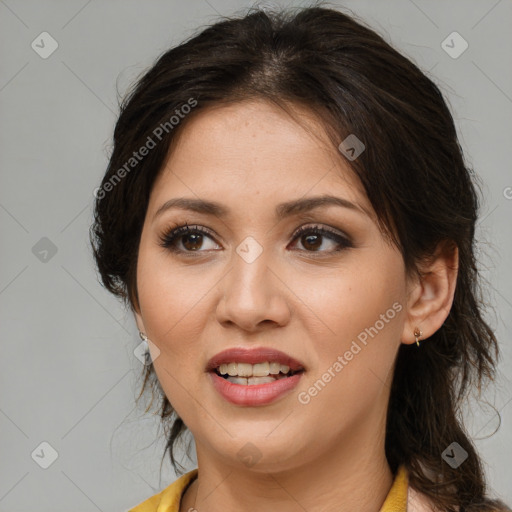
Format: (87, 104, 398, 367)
(206, 347, 306, 372)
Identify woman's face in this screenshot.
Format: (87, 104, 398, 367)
(135, 99, 412, 472)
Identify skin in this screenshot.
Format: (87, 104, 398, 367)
(134, 99, 458, 512)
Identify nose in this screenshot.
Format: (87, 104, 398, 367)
(216, 248, 291, 332)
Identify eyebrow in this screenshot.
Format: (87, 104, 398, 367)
(153, 194, 370, 221)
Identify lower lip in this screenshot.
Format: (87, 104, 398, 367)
(208, 371, 303, 406)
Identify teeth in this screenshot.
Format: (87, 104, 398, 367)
(226, 376, 278, 385)
(248, 376, 276, 385)
(253, 362, 270, 377)
(269, 362, 281, 374)
(226, 362, 237, 376)
(218, 362, 293, 377)
(227, 376, 251, 385)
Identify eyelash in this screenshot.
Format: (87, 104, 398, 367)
(158, 222, 353, 257)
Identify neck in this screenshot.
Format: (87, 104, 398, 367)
(181, 418, 394, 512)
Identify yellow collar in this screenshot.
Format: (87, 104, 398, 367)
(129, 465, 408, 512)
(380, 465, 408, 511)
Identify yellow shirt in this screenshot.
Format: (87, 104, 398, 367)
(129, 465, 408, 512)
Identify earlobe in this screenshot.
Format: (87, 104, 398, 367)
(401, 241, 459, 345)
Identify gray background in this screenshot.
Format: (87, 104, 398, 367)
(1, 0, 511, 510)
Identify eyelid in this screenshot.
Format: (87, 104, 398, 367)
(158, 223, 220, 250)
(291, 223, 351, 243)
(158, 222, 353, 254)
(289, 224, 353, 253)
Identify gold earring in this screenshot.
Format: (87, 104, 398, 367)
(414, 327, 422, 347)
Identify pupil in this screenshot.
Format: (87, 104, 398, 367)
(303, 234, 321, 250)
(183, 233, 202, 251)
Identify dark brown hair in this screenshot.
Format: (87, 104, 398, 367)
(90, 4, 508, 511)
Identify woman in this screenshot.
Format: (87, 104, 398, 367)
(90, 5, 509, 512)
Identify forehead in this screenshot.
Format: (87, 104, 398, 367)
(148, 99, 372, 217)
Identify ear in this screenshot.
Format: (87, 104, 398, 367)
(130, 286, 146, 334)
(134, 308, 146, 335)
(401, 240, 459, 345)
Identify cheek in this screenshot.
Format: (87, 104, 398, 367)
(137, 270, 211, 415)
(136, 247, 213, 382)
(137, 236, 214, 332)
(292, 249, 405, 350)
(294, 250, 405, 412)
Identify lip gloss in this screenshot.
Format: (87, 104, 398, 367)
(208, 371, 303, 406)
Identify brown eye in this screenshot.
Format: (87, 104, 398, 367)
(159, 223, 353, 257)
(290, 225, 353, 253)
(300, 233, 323, 251)
(181, 232, 204, 251)
(159, 224, 220, 253)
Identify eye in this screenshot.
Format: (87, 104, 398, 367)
(158, 222, 353, 256)
(289, 224, 353, 254)
(158, 223, 220, 254)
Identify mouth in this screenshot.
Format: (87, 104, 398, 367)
(208, 360, 305, 406)
(212, 362, 305, 386)
(206, 347, 306, 382)
(205, 347, 306, 404)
